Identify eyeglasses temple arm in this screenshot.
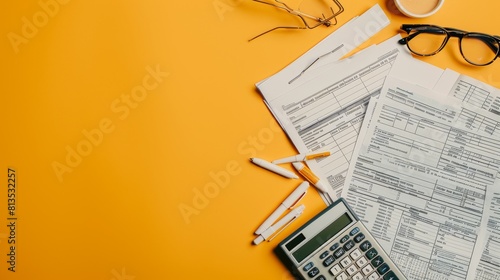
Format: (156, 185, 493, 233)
(249, 0, 345, 41)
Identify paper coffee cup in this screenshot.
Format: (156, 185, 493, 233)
(394, 0, 444, 18)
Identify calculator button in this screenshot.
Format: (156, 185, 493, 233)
(356, 257, 368, 267)
(371, 255, 384, 267)
(330, 242, 340, 251)
(362, 264, 375, 275)
(340, 235, 350, 243)
(368, 272, 380, 280)
(366, 248, 378, 259)
(383, 271, 399, 280)
(315, 275, 326, 280)
(360, 241, 372, 251)
(377, 263, 390, 275)
(322, 255, 335, 267)
(346, 264, 358, 275)
(340, 256, 352, 268)
(329, 264, 342, 276)
(354, 233, 365, 243)
(319, 251, 329, 259)
(350, 227, 360, 236)
(352, 272, 364, 280)
(343, 240, 355, 251)
(308, 267, 320, 278)
(350, 248, 362, 260)
(335, 272, 348, 280)
(303, 262, 314, 271)
(356, 256, 368, 267)
(333, 247, 345, 258)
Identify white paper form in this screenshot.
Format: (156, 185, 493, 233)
(266, 35, 412, 203)
(443, 75, 500, 279)
(257, 4, 390, 101)
(472, 188, 500, 280)
(434, 69, 500, 116)
(372, 59, 500, 279)
(430, 70, 500, 280)
(341, 76, 500, 280)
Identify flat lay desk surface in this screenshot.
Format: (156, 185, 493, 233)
(2, 0, 500, 279)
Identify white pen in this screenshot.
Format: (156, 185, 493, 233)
(255, 181, 309, 235)
(250, 158, 299, 179)
(272, 150, 332, 164)
(253, 204, 305, 245)
(292, 162, 328, 193)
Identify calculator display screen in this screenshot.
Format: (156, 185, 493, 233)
(292, 213, 352, 263)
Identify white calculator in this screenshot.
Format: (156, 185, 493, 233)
(275, 198, 407, 280)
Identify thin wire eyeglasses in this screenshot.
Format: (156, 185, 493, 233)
(398, 24, 500, 66)
(249, 0, 344, 41)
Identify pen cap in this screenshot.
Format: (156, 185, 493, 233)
(253, 235, 265, 245)
(305, 151, 330, 160)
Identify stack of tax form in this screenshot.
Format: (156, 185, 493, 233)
(257, 4, 413, 203)
(256, 4, 500, 279)
(340, 63, 500, 279)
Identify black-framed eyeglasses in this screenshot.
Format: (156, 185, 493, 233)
(398, 24, 500, 66)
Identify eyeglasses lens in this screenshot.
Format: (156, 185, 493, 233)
(461, 34, 499, 65)
(407, 27, 447, 56)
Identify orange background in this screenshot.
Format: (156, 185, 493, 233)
(1, 0, 500, 279)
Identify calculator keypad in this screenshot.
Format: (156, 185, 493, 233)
(300, 227, 400, 280)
